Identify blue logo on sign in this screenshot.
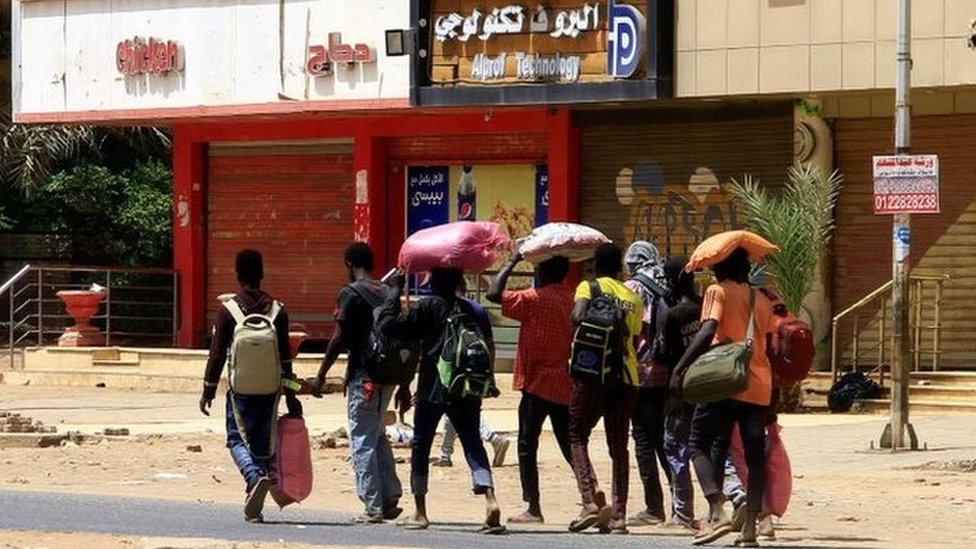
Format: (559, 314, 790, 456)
(607, 0, 645, 78)
(578, 350, 598, 368)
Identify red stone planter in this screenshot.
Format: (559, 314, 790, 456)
(56, 290, 106, 347)
(288, 331, 307, 359)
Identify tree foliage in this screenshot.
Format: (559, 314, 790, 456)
(729, 165, 842, 315)
(31, 159, 172, 267)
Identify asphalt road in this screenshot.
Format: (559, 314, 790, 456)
(0, 490, 689, 548)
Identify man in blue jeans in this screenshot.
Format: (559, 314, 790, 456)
(378, 267, 504, 534)
(200, 249, 302, 523)
(313, 243, 406, 523)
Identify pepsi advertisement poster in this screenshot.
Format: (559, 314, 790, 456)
(406, 166, 450, 236)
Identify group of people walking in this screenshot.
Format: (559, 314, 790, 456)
(203, 235, 782, 546)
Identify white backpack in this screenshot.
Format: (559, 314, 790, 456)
(224, 299, 283, 396)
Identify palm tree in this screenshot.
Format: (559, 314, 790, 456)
(729, 165, 842, 315)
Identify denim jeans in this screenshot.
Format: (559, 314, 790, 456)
(632, 386, 671, 518)
(441, 416, 497, 458)
(347, 372, 403, 515)
(663, 401, 696, 524)
(723, 457, 747, 507)
(689, 399, 768, 515)
(225, 391, 278, 489)
(412, 397, 493, 495)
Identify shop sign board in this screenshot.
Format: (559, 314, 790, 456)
(872, 155, 940, 215)
(429, 0, 647, 86)
(116, 37, 183, 76)
(306, 33, 376, 77)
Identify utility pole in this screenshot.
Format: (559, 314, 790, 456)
(885, 0, 916, 450)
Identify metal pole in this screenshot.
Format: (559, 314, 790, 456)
(105, 271, 112, 347)
(36, 269, 42, 345)
(887, 0, 914, 451)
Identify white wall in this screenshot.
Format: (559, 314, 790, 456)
(15, 0, 411, 118)
(676, 0, 976, 97)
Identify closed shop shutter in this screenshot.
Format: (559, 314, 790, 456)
(578, 103, 795, 258)
(388, 133, 547, 163)
(834, 115, 976, 369)
(207, 140, 354, 339)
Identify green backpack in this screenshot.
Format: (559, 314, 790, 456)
(681, 289, 755, 403)
(436, 302, 499, 400)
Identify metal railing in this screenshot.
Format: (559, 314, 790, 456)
(1, 264, 179, 369)
(830, 272, 950, 384)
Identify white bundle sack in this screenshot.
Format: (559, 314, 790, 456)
(518, 222, 611, 263)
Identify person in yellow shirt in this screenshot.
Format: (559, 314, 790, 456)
(567, 243, 643, 535)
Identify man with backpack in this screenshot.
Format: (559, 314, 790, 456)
(485, 252, 575, 524)
(623, 241, 673, 526)
(567, 243, 643, 534)
(200, 249, 302, 523)
(378, 267, 505, 534)
(311, 242, 406, 523)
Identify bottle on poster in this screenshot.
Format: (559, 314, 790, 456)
(457, 165, 477, 221)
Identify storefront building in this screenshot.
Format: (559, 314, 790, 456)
(13, 0, 586, 349)
(673, 0, 976, 369)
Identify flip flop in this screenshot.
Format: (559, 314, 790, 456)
(508, 512, 544, 524)
(478, 524, 508, 535)
(396, 517, 430, 530)
(692, 521, 734, 546)
(569, 511, 602, 532)
(730, 504, 748, 531)
(733, 535, 760, 548)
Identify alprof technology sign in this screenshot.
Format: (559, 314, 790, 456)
(430, 0, 646, 85)
(873, 155, 940, 215)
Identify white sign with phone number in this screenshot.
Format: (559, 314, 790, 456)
(872, 154, 940, 215)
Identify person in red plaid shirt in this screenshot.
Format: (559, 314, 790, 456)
(487, 251, 575, 524)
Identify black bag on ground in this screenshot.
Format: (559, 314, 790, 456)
(348, 283, 419, 386)
(569, 281, 627, 385)
(827, 371, 883, 413)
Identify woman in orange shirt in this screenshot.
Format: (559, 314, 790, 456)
(670, 248, 777, 547)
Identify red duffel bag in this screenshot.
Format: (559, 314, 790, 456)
(398, 221, 511, 273)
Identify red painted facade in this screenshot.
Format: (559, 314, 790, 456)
(172, 108, 580, 347)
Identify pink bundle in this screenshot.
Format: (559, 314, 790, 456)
(270, 415, 313, 508)
(399, 221, 511, 273)
(518, 222, 610, 263)
(728, 422, 792, 517)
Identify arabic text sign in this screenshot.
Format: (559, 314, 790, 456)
(873, 155, 940, 215)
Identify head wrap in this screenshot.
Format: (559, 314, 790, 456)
(625, 241, 669, 297)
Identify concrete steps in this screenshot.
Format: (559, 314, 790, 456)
(803, 370, 976, 413)
(2, 346, 345, 393)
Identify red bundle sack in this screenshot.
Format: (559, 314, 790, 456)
(399, 221, 511, 273)
(760, 289, 815, 388)
(271, 415, 313, 508)
(728, 422, 792, 517)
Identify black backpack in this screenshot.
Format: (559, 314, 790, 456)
(348, 283, 419, 386)
(827, 371, 883, 413)
(569, 280, 627, 385)
(435, 302, 499, 400)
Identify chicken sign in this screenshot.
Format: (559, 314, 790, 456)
(306, 33, 376, 77)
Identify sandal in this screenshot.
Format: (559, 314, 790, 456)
(733, 535, 760, 547)
(396, 516, 430, 530)
(692, 520, 734, 546)
(478, 524, 508, 535)
(351, 513, 384, 524)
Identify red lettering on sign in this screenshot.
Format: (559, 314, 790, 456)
(116, 37, 184, 76)
(306, 33, 375, 77)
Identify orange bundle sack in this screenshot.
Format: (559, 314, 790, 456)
(685, 230, 778, 272)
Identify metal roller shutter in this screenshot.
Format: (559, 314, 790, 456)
(577, 102, 794, 258)
(207, 140, 354, 339)
(388, 133, 548, 163)
(834, 115, 976, 369)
